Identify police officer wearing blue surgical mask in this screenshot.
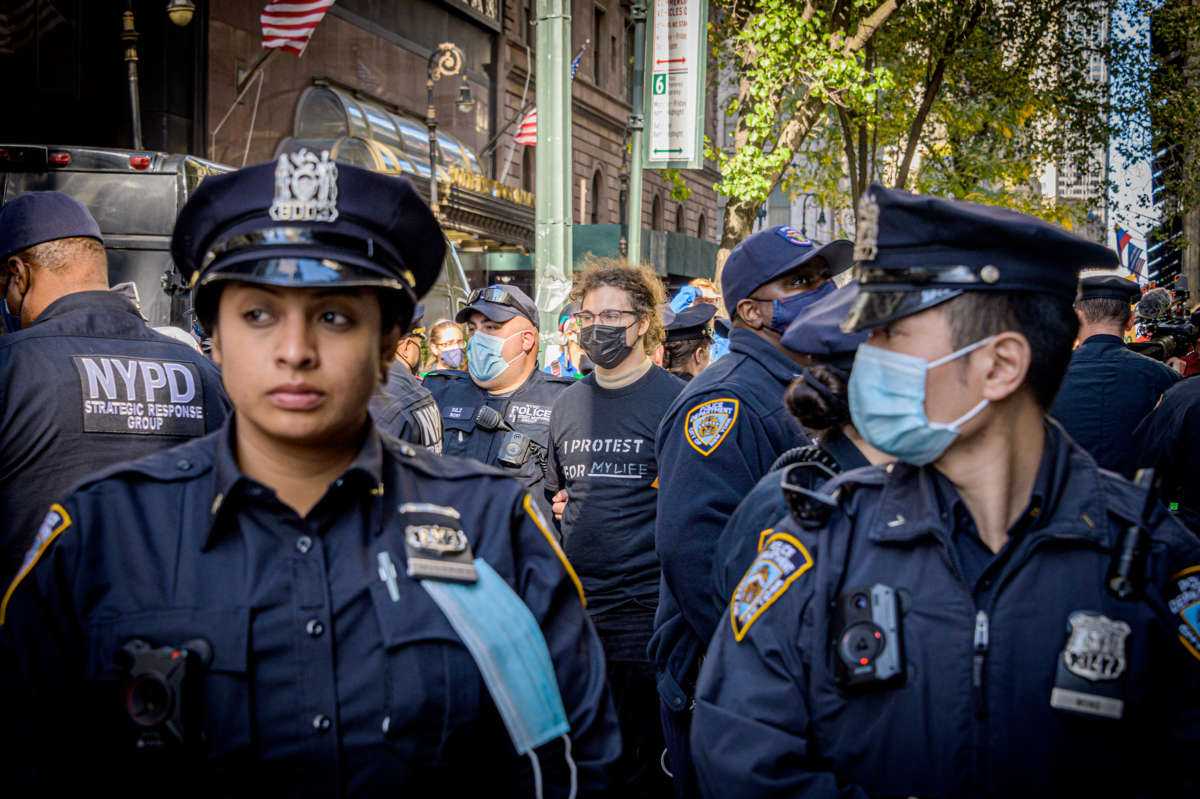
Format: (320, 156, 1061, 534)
(692, 184, 1200, 798)
(0, 153, 619, 795)
(650, 225, 853, 797)
(425, 285, 573, 522)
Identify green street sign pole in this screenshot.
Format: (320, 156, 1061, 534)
(534, 0, 574, 345)
(626, 1, 647, 266)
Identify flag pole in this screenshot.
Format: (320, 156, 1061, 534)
(209, 49, 279, 159)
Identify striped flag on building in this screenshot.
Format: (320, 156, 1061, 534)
(261, 0, 336, 56)
(514, 45, 587, 146)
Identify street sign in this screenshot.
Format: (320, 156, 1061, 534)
(644, 0, 708, 169)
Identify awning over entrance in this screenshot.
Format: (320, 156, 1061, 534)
(276, 84, 534, 252)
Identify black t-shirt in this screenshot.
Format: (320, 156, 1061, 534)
(547, 365, 684, 615)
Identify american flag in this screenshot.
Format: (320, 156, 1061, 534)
(261, 0, 336, 56)
(515, 45, 586, 146)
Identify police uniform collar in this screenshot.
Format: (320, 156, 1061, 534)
(728, 328, 805, 382)
(29, 289, 141, 326)
(868, 419, 1106, 545)
(1081, 333, 1125, 348)
(205, 416, 385, 549)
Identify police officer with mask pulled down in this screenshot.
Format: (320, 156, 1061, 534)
(692, 184, 1200, 798)
(0, 191, 229, 586)
(425, 285, 573, 517)
(0, 152, 620, 795)
(1049, 275, 1179, 476)
(650, 225, 853, 796)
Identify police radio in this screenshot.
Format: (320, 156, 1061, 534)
(832, 584, 905, 689)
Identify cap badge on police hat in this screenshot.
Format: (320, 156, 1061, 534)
(774, 226, 812, 247)
(854, 190, 880, 263)
(269, 149, 339, 223)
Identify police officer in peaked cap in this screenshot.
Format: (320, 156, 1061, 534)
(0, 151, 619, 795)
(424, 282, 574, 524)
(650, 224, 853, 796)
(1049, 274, 1180, 477)
(691, 184, 1200, 797)
(0, 190, 229, 588)
(660, 301, 717, 382)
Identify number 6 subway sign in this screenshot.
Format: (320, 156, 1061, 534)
(645, 0, 708, 169)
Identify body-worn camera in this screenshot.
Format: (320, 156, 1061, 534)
(498, 430, 534, 468)
(832, 584, 904, 689)
(116, 637, 212, 749)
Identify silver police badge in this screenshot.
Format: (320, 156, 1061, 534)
(854, 191, 880, 263)
(1062, 611, 1130, 682)
(269, 148, 339, 223)
(405, 524, 468, 555)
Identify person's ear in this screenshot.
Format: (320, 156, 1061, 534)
(693, 345, 709, 370)
(523, 327, 538, 353)
(5, 256, 29, 293)
(736, 297, 765, 330)
(979, 331, 1030, 403)
(1074, 307, 1087, 328)
(380, 322, 404, 378)
(636, 314, 650, 339)
(209, 325, 223, 366)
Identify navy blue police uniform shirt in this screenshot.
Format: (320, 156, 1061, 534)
(0, 421, 619, 796)
(0, 290, 229, 585)
(425, 367, 572, 517)
(1132, 375, 1200, 531)
(545, 366, 684, 657)
(649, 327, 808, 708)
(711, 429, 868, 613)
(1049, 333, 1180, 476)
(369, 360, 442, 451)
(691, 419, 1200, 798)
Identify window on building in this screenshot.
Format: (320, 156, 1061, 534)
(591, 169, 604, 224)
(611, 35, 618, 78)
(522, 148, 535, 192)
(675, 204, 685, 233)
(697, 214, 707, 240)
(524, 0, 535, 43)
(594, 6, 605, 86)
(652, 195, 663, 231)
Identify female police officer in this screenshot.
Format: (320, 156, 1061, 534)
(0, 151, 618, 796)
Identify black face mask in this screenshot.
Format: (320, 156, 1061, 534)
(578, 322, 635, 369)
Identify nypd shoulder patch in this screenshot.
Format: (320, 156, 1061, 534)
(685, 397, 739, 456)
(1167, 565, 1200, 662)
(730, 531, 814, 642)
(1, 503, 72, 625)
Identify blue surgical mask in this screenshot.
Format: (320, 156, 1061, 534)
(763, 279, 836, 335)
(848, 336, 995, 465)
(422, 559, 571, 756)
(0, 297, 19, 334)
(441, 346, 465, 369)
(467, 330, 523, 383)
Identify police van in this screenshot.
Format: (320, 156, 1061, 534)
(0, 143, 470, 331)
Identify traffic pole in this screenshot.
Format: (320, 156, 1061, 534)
(626, 2, 647, 266)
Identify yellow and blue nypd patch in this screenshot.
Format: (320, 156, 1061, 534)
(730, 531, 813, 642)
(1, 503, 71, 625)
(686, 398, 739, 456)
(1167, 565, 1200, 662)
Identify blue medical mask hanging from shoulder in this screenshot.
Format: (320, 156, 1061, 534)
(762, 279, 836, 335)
(848, 335, 996, 466)
(467, 330, 523, 383)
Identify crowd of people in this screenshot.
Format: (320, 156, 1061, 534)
(1, 153, 1199, 797)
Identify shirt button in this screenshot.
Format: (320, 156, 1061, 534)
(381, 715, 391, 733)
(296, 535, 313, 554)
(335, 477, 344, 488)
(306, 619, 324, 637)
(312, 714, 331, 733)
(176, 459, 192, 472)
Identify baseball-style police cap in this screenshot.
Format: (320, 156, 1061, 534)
(665, 301, 717, 342)
(171, 149, 445, 328)
(842, 183, 1119, 333)
(0, 190, 103, 259)
(782, 280, 868, 371)
(721, 226, 854, 311)
(1078, 274, 1141, 304)
(455, 284, 540, 328)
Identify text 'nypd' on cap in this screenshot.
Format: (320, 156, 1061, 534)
(171, 149, 446, 322)
(721, 226, 853, 311)
(842, 183, 1119, 332)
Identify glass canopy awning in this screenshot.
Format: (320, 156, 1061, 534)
(276, 83, 534, 253)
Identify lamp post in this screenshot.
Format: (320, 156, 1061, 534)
(426, 42, 473, 217)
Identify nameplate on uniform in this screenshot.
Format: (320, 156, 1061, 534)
(399, 502, 478, 584)
(72, 355, 207, 436)
(507, 402, 551, 427)
(443, 405, 475, 421)
(1049, 611, 1130, 720)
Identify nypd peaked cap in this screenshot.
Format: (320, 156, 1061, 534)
(1078, 274, 1142, 303)
(843, 183, 1119, 332)
(664, 301, 717, 341)
(171, 149, 445, 320)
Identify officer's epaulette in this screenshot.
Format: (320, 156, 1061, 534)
(422, 368, 470, 381)
(541, 372, 576, 385)
(73, 435, 217, 490)
(379, 432, 511, 481)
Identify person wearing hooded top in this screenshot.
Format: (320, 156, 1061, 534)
(710, 281, 892, 610)
(546, 259, 684, 798)
(649, 225, 854, 797)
